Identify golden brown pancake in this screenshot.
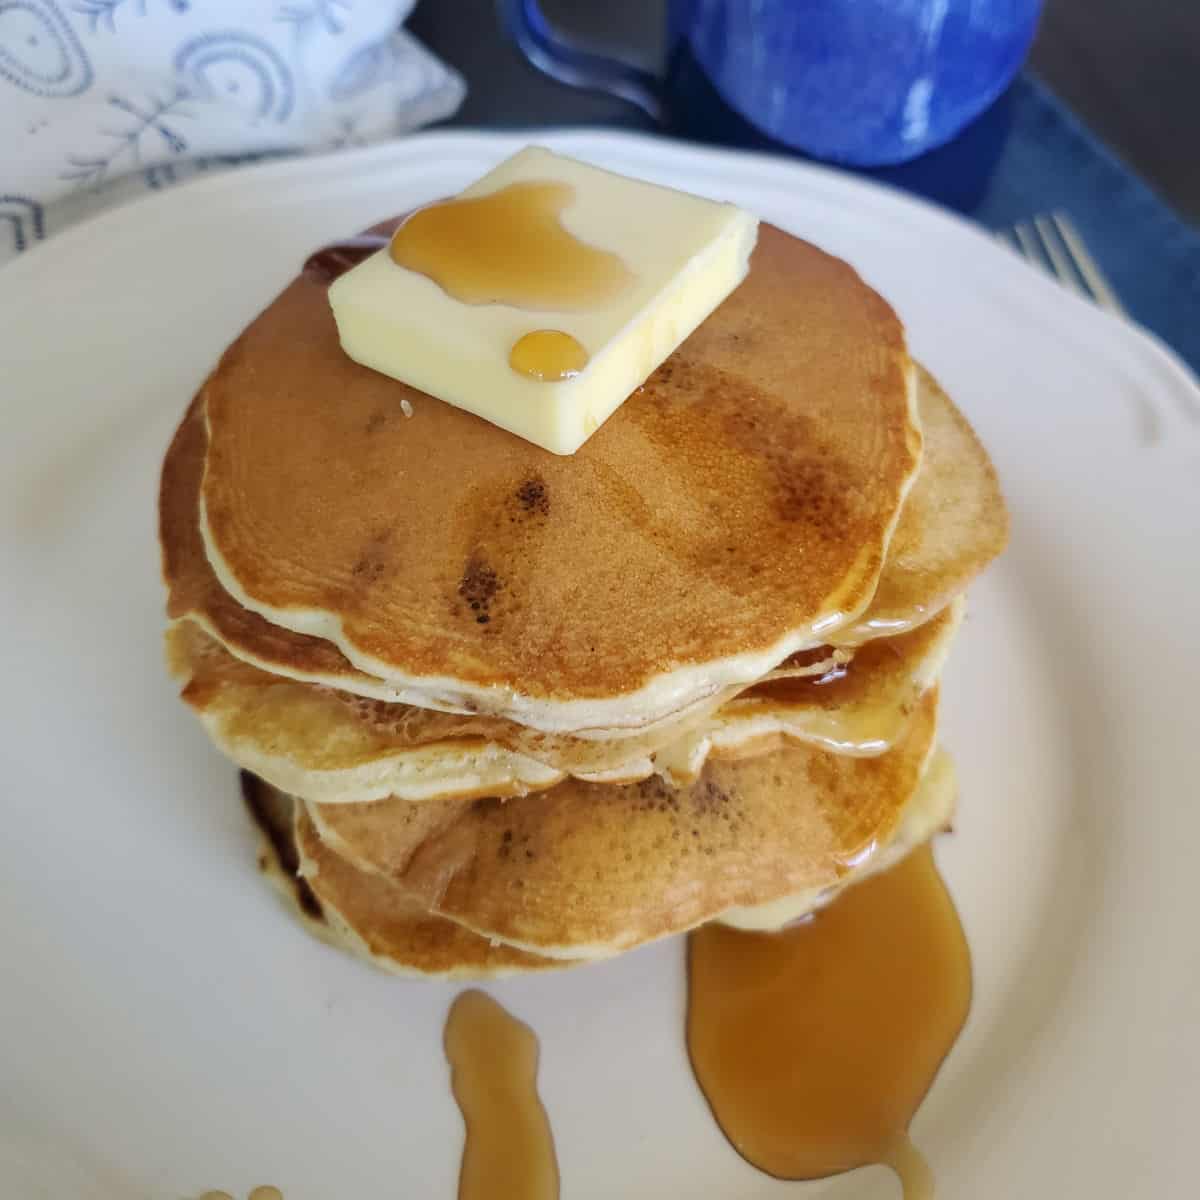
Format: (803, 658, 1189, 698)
(293, 807, 560, 978)
(717, 747, 957, 930)
(162, 391, 847, 708)
(165, 600, 954, 805)
(836, 365, 1008, 643)
(307, 689, 938, 959)
(161, 364, 999, 718)
(243, 772, 557, 977)
(159, 399, 394, 700)
(248, 760, 955, 974)
(655, 597, 960, 780)
(198, 223, 919, 731)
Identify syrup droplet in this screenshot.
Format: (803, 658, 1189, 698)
(444, 989, 559, 1200)
(686, 844, 970, 1196)
(389, 181, 633, 310)
(509, 330, 590, 381)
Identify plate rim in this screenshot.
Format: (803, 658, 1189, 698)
(2, 125, 1197, 1198)
(4, 125, 1198, 428)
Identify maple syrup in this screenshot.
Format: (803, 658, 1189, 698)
(444, 990, 559, 1200)
(509, 330, 590, 381)
(686, 845, 969, 1196)
(389, 181, 633, 309)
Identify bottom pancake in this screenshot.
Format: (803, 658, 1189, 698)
(308, 688, 941, 960)
(244, 742, 955, 977)
(243, 773, 559, 978)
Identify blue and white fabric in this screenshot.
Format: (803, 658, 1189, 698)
(0, 0, 465, 263)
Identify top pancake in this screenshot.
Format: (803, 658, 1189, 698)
(163, 364, 1003, 719)
(199, 223, 919, 732)
(162, 392, 843, 710)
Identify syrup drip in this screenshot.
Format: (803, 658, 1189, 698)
(444, 989, 559, 1200)
(509, 330, 590, 381)
(389, 181, 633, 310)
(686, 845, 970, 1196)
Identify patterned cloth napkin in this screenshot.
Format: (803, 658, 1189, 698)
(0, 0, 465, 265)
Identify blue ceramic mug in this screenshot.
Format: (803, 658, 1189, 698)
(501, 0, 1042, 166)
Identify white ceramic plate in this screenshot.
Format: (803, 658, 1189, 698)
(2, 131, 1198, 1200)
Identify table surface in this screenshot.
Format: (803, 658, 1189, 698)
(410, 0, 1200, 227)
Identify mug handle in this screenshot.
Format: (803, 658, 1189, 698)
(498, 0, 663, 120)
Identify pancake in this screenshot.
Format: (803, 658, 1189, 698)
(170, 618, 564, 805)
(835, 365, 1008, 644)
(653, 596, 961, 782)
(197, 222, 920, 733)
(161, 365, 997, 719)
(162, 398, 846, 716)
(159, 399, 404, 704)
(244, 772, 556, 977)
(306, 688, 939, 959)
(248, 759, 954, 975)
(718, 747, 956, 930)
(293, 806, 560, 978)
(241, 766, 336, 939)
(165, 600, 955, 805)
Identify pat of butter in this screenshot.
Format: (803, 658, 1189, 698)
(328, 146, 759, 455)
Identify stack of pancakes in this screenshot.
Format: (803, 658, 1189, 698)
(159, 222, 1006, 977)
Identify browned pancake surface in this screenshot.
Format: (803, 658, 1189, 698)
(741, 605, 946, 711)
(163, 389, 845, 706)
(160, 399, 378, 688)
(169, 617, 727, 797)
(295, 806, 558, 976)
(310, 689, 938, 955)
(166, 602, 948, 805)
(839, 365, 1008, 641)
(200, 223, 917, 703)
(244, 772, 555, 976)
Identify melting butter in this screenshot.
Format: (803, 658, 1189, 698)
(329, 146, 758, 454)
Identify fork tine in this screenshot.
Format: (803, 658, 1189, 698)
(1032, 214, 1091, 301)
(1050, 212, 1126, 316)
(1012, 219, 1048, 272)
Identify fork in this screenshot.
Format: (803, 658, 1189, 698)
(996, 212, 1126, 316)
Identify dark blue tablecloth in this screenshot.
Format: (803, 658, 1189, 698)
(865, 74, 1200, 377)
(661, 63, 1199, 378)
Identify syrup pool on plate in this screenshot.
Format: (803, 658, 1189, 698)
(687, 845, 971, 1198)
(444, 989, 560, 1200)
